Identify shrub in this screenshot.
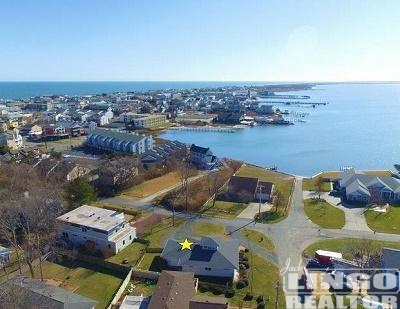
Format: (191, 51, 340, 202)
(257, 295, 264, 303)
(239, 264, 246, 270)
(240, 255, 249, 262)
(257, 303, 265, 309)
(224, 288, 235, 298)
(242, 261, 250, 269)
(236, 280, 247, 289)
(211, 286, 224, 295)
(244, 292, 253, 301)
(243, 279, 249, 286)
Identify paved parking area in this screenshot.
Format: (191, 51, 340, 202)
(236, 202, 272, 219)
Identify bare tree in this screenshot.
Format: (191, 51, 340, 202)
(273, 190, 284, 213)
(314, 177, 324, 201)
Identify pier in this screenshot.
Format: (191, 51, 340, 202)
(261, 100, 329, 106)
(168, 126, 242, 133)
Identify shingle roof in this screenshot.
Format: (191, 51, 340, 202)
(190, 144, 210, 154)
(148, 271, 196, 309)
(228, 175, 258, 196)
(89, 128, 146, 144)
(382, 247, 400, 270)
(161, 237, 239, 271)
(189, 295, 229, 309)
(11, 277, 97, 309)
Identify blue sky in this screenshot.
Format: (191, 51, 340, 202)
(0, 0, 399, 81)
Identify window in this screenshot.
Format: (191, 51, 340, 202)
(129, 235, 132, 240)
(205, 267, 211, 271)
(123, 240, 126, 245)
(82, 227, 87, 232)
(108, 244, 111, 249)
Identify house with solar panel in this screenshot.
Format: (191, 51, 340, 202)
(160, 236, 239, 280)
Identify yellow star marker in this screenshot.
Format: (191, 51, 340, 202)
(179, 238, 194, 250)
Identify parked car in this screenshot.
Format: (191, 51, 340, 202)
(325, 270, 353, 292)
(306, 259, 324, 269)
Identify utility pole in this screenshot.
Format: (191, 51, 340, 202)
(275, 280, 280, 309)
(258, 185, 264, 221)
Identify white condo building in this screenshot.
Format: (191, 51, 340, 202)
(57, 205, 136, 256)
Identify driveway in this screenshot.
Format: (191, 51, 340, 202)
(303, 191, 371, 232)
(236, 202, 272, 219)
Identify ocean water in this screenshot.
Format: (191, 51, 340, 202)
(0, 81, 271, 100)
(161, 83, 400, 176)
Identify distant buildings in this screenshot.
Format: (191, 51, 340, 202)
(140, 140, 186, 166)
(228, 175, 274, 203)
(0, 129, 23, 150)
(57, 205, 136, 256)
(189, 144, 219, 170)
(87, 129, 153, 154)
(120, 113, 167, 129)
(336, 168, 400, 204)
(161, 236, 239, 279)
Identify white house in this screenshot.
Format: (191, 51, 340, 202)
(57, 205, 136, 256)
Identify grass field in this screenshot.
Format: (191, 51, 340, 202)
(128, 279, 157, 296)
(122, 172, 180, 199)
(302, 177, 332, 192)
(365, 206, 400, 234)
(31, 260, 123, 309)
(240, 228, 275, 252)
(137, 253, 164, 272)
(201, 200, 247, 219)
(192, 222, 227, 238)
(106, 242, 146, 266)
(304, 199, 345, 229)
(142, 217, 185, 247)
(237, 164, 295, 222)
(303, 238, 400, 259)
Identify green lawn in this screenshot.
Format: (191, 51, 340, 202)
(127, 279, 157, 296)
(365, 206, 400, 234)
(192, 222, 227, 238)
(304, 199, 345, 229)
(302, 177, 332, 192)
(32, 260, 123, 309)
(106, 242, 146, 266)
(240, 228, 275, 252)
(237, 164, 294, 214)
(303, 238, 400, 260)
(142, 217, 185, 247)
(122, 172, 181, 199)
(137, 253, 165, 272)
(201, 200, 247, 219)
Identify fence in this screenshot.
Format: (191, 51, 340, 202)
(107, 268, 133, 309)
(131, 269, 160, 280)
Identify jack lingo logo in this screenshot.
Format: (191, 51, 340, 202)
(280, 258, 400, 309)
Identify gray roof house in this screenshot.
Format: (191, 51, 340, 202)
(87, 129, 153, 154)
(10, 277, 97, 309)
(160, 236, 239, 279)
(338, 169, 400, 204)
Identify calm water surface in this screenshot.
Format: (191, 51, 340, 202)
(162, 84, 400, 176)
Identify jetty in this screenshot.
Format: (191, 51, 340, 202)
(168, 126, 242, 133)
(261, 100, 329, 106)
